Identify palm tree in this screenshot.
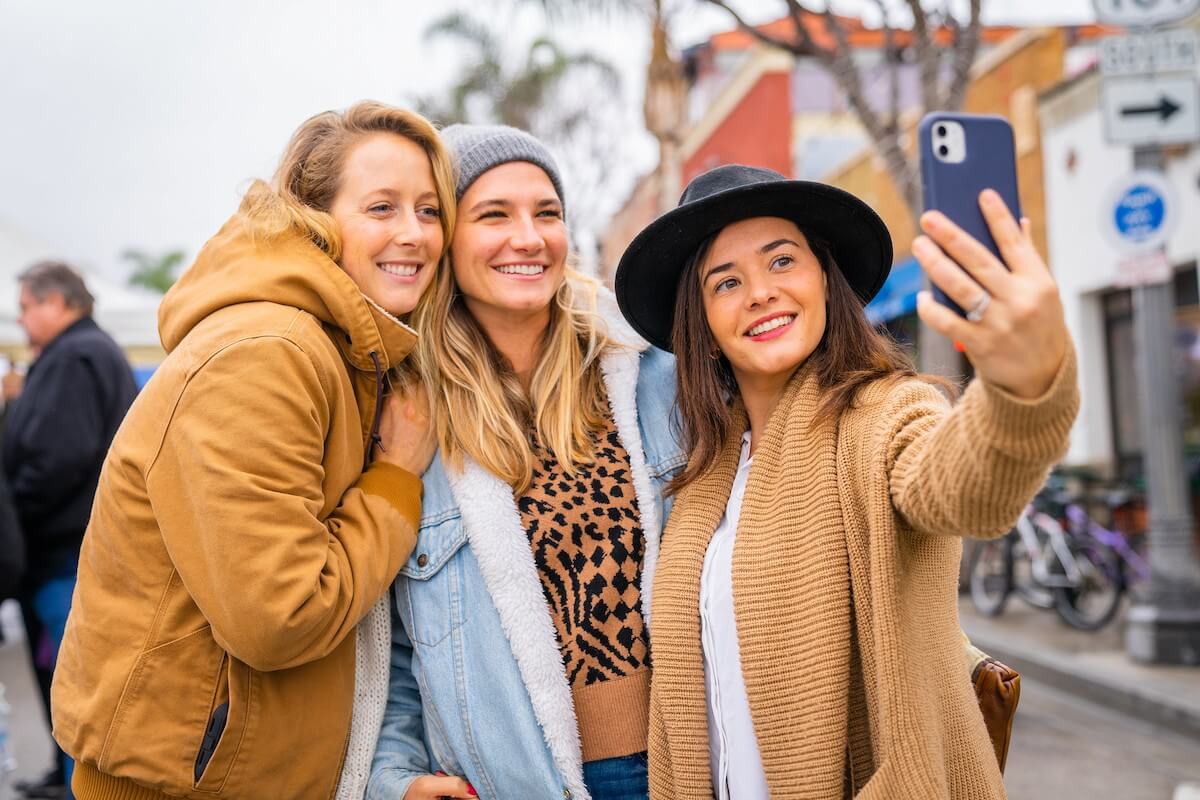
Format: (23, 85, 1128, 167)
(123, 248, 185, 294)
(417, 11, 625, 263)
(416, 12, 620, 133)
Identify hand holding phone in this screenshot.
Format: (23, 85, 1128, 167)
(918, 113, 1022, 317)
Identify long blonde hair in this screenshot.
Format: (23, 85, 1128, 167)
(239, 101, 457, 266)
(414, 258, 612, 493)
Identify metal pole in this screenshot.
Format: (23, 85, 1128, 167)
(1125, 145, 1200, 665)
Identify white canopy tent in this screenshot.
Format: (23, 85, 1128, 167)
(0, 217, 162, 353)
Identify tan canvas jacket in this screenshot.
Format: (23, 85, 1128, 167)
(52, 212, 422, 799)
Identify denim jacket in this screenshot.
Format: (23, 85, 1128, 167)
(367, 341, 685, 800)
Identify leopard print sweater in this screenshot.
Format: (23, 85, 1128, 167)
(518, 403, 650, 762)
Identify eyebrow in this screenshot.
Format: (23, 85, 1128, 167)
(466, 196, 560, 214)
(760, 238, 800, 254)
(467, 198, 511, 214)
(702, 238, 801, 283)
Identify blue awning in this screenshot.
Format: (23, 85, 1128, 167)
(864, 257, 922, 325)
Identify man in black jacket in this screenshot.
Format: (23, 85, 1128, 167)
(2, 261, 137, 798)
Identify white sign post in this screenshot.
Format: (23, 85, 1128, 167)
(1102, 74, 1200, 145)
(1095, 0, 1200, 669)
(1100, 29, 1199, 76)
(1101, 170, 1179, 285)
(1092, 0, 1200, 27)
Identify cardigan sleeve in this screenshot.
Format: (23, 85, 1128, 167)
(884, 344, 1079, 539)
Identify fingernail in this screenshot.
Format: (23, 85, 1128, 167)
(921, 210, 942, 229)
(435, 771, 446, 776)
(468, 785, 478, 796)
(981, 188, 999, 204)
(912, 236, 932, 255)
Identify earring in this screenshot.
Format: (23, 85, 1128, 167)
(708, 349, 721, 361)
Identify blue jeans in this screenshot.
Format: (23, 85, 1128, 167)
(582, 753, 648, 800)
(32, 573, 77, 796)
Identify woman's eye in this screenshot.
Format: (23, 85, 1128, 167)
(419, 206, 441, 219)
(770, 255, 794, 270)
(368, 203, 392, 214)
(714, 277, 738, 294)
(537, 208, 563, 219)
(478, 210, 506, 220)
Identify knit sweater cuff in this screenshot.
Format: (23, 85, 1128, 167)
(974, 342, 1079, 462)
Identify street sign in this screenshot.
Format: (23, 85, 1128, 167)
(1100, 30, 1199, 76)
(1101, 170, 1179, 254)
(1101, 74, 1200, 145)
(1116, 251, 1172, 286)
(1092, 0, 1200, 28)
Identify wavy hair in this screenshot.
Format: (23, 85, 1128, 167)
(239, 101, 457, 265)
(414, 259, 612, 493)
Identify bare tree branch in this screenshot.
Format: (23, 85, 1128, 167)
(902, 0, 940, 112)
(700, 0, 812, 57)
(943, 0, 982, 110)
(818, 10, 887, 143)
(870, 0, 902, 132)
(781, 0, 832, 60)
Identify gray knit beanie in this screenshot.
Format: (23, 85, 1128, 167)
(441, 123, 566, 213)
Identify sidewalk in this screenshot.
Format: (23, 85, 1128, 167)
(959, 595, 1200, 741)
(0, 601, 55, 800)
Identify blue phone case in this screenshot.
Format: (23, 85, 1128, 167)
(918, 112, 1022, 316)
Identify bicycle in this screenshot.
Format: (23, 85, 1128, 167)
(968, 483, 1126, 631)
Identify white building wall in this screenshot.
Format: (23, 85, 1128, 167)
(1041, 68, 1200, 469)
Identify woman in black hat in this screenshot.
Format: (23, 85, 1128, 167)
(615, 165, 1077, 800)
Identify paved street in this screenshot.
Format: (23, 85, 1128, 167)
(1006, 677, 1200, 799)
(2, 599, 1199, 799)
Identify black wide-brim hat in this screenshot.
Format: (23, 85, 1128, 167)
(614, 164, 893, 352)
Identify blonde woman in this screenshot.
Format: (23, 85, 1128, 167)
(51, 102, 454, 800)
(368, 126, 684, 800)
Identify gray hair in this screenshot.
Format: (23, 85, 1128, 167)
(18, 261, 95, 316)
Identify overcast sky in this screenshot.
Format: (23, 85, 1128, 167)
(0, 0, 1097, 281)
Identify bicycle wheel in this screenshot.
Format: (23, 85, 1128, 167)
(969, 535, 1012, 616)
(1053, 536, 1123, 631)
(1011, 522, 1055, 610)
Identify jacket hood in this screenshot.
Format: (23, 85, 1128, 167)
(158, 212, 416, 372)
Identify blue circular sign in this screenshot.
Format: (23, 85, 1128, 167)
(1113, 183, 1166, 244)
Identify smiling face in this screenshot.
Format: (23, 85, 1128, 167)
(450, 161, 567, 331)
(701, 216, 828, 391)
(328, 132, 444, 316)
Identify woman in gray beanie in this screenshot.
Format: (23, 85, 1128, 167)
(366, 125, 685, 800)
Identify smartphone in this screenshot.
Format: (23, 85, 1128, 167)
(918, 112, 1022, 316)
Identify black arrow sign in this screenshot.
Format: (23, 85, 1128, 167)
(1121, 94, 1183, 121)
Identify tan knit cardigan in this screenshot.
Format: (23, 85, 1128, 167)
(648, 350, 1078, 800)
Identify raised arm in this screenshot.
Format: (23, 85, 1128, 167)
(888, 188, 1079, 537)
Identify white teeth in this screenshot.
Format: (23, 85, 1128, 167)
(494, 264, 545, 276)
(379, 263, 418, 276)
(746, 315, 796, 337)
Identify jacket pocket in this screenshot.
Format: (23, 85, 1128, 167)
(193, 655, 251, 793)
(398, 517, 469, 647)
(101, 626, 248, 794)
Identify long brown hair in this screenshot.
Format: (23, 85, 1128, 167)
(669, 225, 945, 494)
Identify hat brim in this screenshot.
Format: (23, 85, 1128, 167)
(614, 180, 893, 352)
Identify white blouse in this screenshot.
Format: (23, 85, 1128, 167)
(699, 432, 770, 800)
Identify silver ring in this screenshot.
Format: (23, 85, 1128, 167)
(965, 290, 991, 323)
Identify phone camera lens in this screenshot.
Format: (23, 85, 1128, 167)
(936, 125, 947, 138)
(937, 144, 950, 157)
